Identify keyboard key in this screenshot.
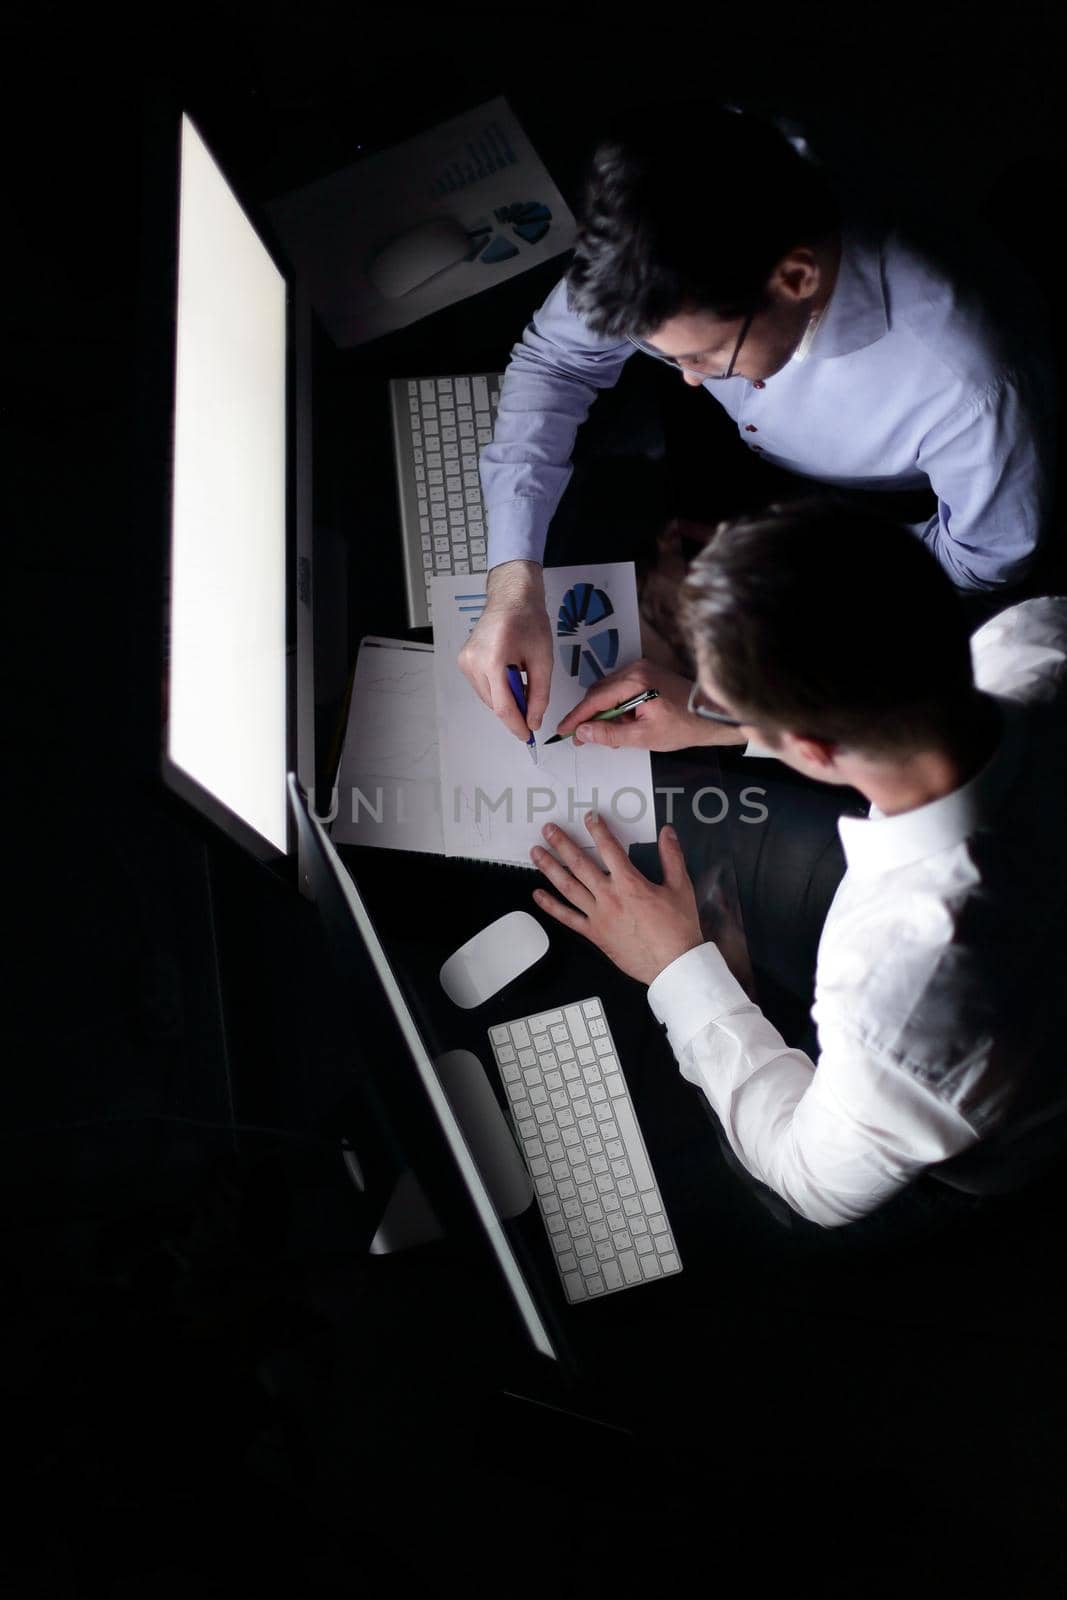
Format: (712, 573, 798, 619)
(602, 1259, 623, 1291)
(596, 1242, 614, 1263)
(420, 380, 435, 402)
(535, 1176, 554, 1197)
(575, 1236, 594, 1258)
(650, 1215, 670, 1236)
(587, 1275, 606, 1296)
(559, 1252, 577, 1274)
(529, 1156, 549, 1177)
(545, 1141, 565, 1162)
(612, 1099, 656, 1192)
(542, 1195, 561, 1215)
(641, 1255, 662, 1280)
(455, 377, 471, 402)
(612, 1231, 630, 1252)
(661, 1252, 681, 1274)
(547, 1214, 567, 1235)
(563, 1004, 589, 1045)
(551, 1161, 569, 1180)
(472, 376, 489, 409)
(620, 1251, 642, 1284)
(635, 1234, 654, 1255)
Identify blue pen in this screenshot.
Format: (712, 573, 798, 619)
(505, 664, 539, 765)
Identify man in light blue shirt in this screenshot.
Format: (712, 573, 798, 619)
(459, 103, 1058, 740)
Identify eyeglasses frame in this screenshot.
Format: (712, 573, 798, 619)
(686, 679, 745, 727)
(626, 304, 757, 380)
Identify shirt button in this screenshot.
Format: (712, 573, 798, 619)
(744, 424, 758, 433)
(753, 380, 766, 390)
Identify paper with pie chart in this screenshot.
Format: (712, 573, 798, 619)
(431, 562, 656, 867)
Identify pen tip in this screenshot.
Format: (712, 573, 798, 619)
(543, 734, 561, 745)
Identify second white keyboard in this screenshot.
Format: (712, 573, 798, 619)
(488, 998, 682, 1304)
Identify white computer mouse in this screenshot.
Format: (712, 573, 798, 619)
(439, 910, 549, 1009)
(367, 216, 470, 299)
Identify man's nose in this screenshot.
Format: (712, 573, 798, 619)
(682, 369, 706, 388)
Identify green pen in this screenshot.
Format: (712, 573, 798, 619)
(544, 688, 660, 744)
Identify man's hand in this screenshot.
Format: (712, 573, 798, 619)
(552, 658, 746, 752)
(458, 560, 553, 741)
(530, 812, 705, 986)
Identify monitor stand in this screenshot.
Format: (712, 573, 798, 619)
(345, 1048, 534, 1254)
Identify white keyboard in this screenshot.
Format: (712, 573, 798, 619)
(488, 998, 682, 1304)
(388, 373, 502, 629)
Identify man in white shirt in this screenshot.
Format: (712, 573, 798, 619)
(527, 502, 1067, 1226)
(461, 102, 1058, 743)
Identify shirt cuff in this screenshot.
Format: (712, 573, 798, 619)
(647, 941, 752, 1054)
(485, 498, 552, 567)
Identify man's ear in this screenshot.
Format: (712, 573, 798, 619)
(786, 732, 838, 769)
(771, 247, 820, 302)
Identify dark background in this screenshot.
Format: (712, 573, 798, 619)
(5, 3, 1067, 1595)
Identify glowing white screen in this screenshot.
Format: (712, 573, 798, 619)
(169, 115, 288, 852)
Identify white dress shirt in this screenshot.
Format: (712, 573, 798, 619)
(482, 217, 1057, 592)
(647, 599, 1067, 1226)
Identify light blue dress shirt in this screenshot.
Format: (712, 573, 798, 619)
(481, 218, 1057, 591)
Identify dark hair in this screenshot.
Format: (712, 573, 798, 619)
(566, 103, 840, 338)
(679, 500, 976, 756)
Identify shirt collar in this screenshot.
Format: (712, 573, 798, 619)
(806, 221, 888, 361)
(837, 698, 1028, 877)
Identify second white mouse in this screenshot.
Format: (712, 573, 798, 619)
(367, 215, 470, 299)
(439, 910, 549, 1009)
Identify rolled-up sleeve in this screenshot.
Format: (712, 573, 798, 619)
(647, 942, 980, 1226)
(480, 278, 634, 567)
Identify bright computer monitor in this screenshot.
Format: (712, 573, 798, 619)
(159, 110, 315, 860)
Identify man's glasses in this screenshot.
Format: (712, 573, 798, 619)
(627, 305, 756, 381)
(687, 680, 744, 727)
